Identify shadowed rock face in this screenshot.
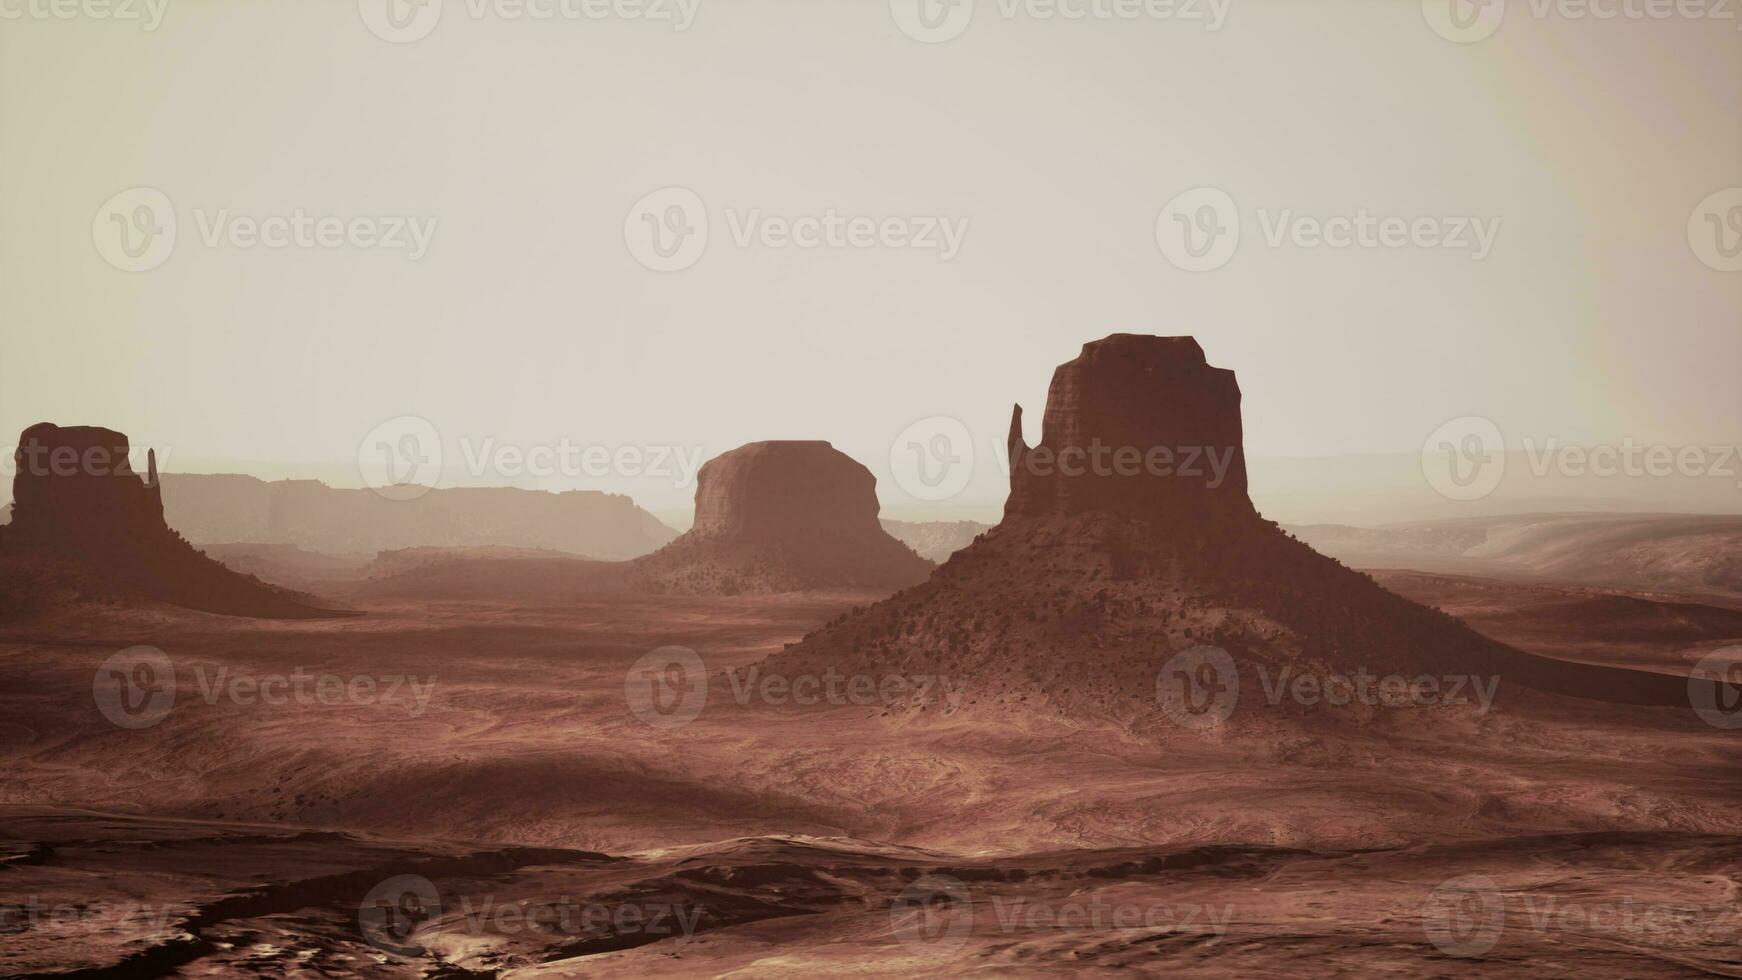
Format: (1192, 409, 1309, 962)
(1006, 335, 1254, 523)
(692, 441, 885, 540)
(6, 424, 167, 552)
(628, 441, 934, 595)
(0, 423, 332, 618)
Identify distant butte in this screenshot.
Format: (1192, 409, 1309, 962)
(626, 441, 934, 595)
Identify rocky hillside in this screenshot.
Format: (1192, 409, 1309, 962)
(757, 336, 1705, 722)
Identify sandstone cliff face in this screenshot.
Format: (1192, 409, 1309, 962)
(692, 441, 883, 539)
(629, 441, 933, 595)
(1005, 335, 1253, 523)
(5, 424, 167, 551)
(756, 335, 1698, 721)
(0, 424, 332, 618)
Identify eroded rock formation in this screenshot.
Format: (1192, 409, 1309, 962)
(755, 335, 1699, 720)
(628, 441, 933, 595)
(0, 424, 333, 618)
(1005, 335, 1254, 523)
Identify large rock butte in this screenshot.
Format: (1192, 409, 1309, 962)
(755, 334, 1704, 719)
(0, 423, 331, 618)
(627, 441, 933, 595)
(1006, 335, 1253, 522)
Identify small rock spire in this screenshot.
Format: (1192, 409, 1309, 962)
(1007, 403, 1027, 467)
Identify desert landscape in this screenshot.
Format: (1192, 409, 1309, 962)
(1, 336, 1739, 977)
(4, 3, 1739, 977)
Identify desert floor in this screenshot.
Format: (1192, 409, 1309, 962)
(2, 574, 1740, 976)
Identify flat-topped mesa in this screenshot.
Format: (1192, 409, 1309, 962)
(691, 441, 886, 542)
(628, 440, 934, 594)
(1004, 334, 1256, 524)
(6, 423, 168, 553)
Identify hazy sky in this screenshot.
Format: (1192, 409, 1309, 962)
(3, 0, 1738, 520)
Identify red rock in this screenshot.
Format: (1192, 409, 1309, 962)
(1006, 335, 1253, 522)
(757, 336, 1702, 718)
(628, 441, 933, 595)
(0, 423, 335, 618)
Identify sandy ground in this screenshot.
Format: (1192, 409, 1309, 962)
(1, 578, 1740, 975)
